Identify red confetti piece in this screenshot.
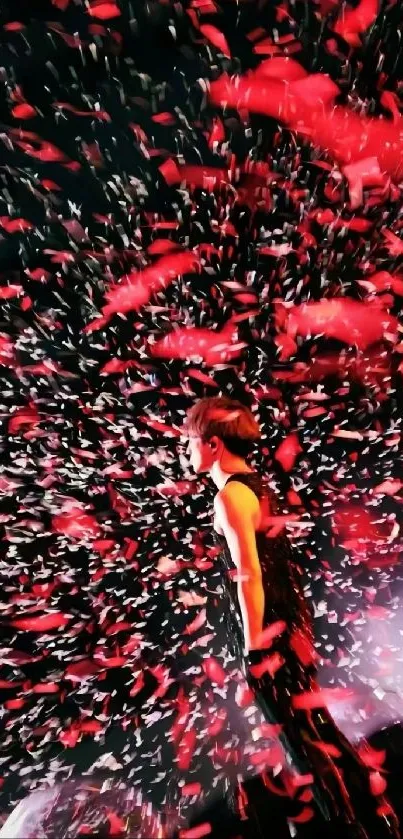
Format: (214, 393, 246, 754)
(187, 369, 219, 388)
(0, 217, 33, 233)
(177, 729, 197, 771)
(0, 1, 402, 826)
(11, 104, 37, 119)
(59, 728, 81, 748)
(207, 710, 227, 737)
(343, 157, 388, 209)
(96, 251, 200, 323)
(235, 683, 255, 708)
(377, 802, 396, 818)
(290, 807, 315, 824)
(290, 773, 315, 789)
(10, 613, 71, 631)
(283, 298, 398, 350)
(22, 141, 68, 163)
(51, 0, 71, 8)
(151, 324, 246, 365)
(302, 407, 329, 418)
(312, 741, 342, 758)
(43, 249, 75, 262)
(139, 416, 181, 436)
(202, 657, 226, 687)
(254, 619, 287, 648)
(0, 284, 24, 297)
(200, 25, 231, 57)
(254, 56, 307, 81)
(380, 90, 401, 124)
(181, 783, 202, 797)
(333, 505, 393, 546)
(179, 824, 212, 838)
(3, 21, 26, 30)
(370, 771, 388, 796)
(208, 117, 225, 148)
(93, 654, 127, 668)
(358, 745, 387, 771)
(54, 102, 111, 121)
(382, 229, 403, 256)
(261, 773, 289, 798)
(147, 239, 180, 256)
(254, 722, 283, 739)
(52, 511, 101, 539)
(248, 652, 285, 679)
(209, 71, 403, 179)
(292, 687, 355, 710)
(152, 112, 177, 126)
(88, 2, 121, 20)
(274, 333, 298, 361)
(274, 433, 303, 472)
(158, 159, 181, 185)
(333, 0, 379, 46)
(129, 672, 145, 697)
(31, 683, 60, 694)
(184, 608, 207, 634)
(4, 698, 26, 710)
(155, 480, 195, 497)
(290, 628, 316, 667)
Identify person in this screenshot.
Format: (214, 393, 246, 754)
(182, 395, 400, 838)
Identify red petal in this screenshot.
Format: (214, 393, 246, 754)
(184, 608, 207, 635)
(11, 613, 70, 631)
(181, 783, 202, 797)
(200, 24, 231, 57)
(290, 807, 315, 823)
(274, 433, 302, 472)
(11, 104, 37, 119)
(88, 2, 121, 20)
(179, 824, 212, 838)
(370, 772, 387, 796)
(202, 657, 226, 687)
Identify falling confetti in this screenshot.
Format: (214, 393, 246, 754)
(0, 0, 403, 834)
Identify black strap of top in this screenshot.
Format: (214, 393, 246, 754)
(225, 471, 258, 485)
(225, 472, 279, 512)
(224, 472, 261, 494)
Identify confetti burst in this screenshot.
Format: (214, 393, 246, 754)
(0, 0, 403, 833)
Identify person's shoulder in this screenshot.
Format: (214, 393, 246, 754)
(214, 479, 260, 516)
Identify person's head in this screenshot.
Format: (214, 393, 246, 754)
(183, 396, 261, 475)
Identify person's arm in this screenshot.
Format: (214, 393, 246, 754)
(214, 482, 265, 653)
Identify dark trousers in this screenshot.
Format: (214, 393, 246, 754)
(243, 644, 400, 838)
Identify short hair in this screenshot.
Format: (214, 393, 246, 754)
(183, 396, 261, 457)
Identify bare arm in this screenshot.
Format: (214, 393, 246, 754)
(214, 482, 265, 653)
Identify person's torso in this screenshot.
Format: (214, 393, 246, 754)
(214, 472, 312, 639)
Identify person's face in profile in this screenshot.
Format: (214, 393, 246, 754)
(186, 434, 215, 474)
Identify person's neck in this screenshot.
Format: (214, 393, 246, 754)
(209, 458, 253, 490)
